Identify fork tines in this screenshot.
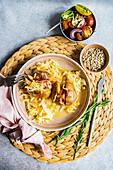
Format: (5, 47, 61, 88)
(4, 74, 25, 87)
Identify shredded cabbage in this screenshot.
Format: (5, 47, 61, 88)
(19, 59, 86, 124)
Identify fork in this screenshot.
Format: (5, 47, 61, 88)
(1, 74, 25, 87)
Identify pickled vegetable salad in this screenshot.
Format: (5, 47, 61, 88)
(61, 4, 95, 41)
(19, 60, 86, 124)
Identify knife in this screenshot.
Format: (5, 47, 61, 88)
(87, 76, 105, 147)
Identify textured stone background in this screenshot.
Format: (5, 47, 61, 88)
(0, 0, 113, 170)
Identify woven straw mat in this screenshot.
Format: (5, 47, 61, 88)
(1, 36, 113, 163)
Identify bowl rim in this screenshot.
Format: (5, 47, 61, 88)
(60, 5, 96, 42)
(13, 53, 91, 131)
(80, 43, 110, 73)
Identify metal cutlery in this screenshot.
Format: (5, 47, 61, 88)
(87, 76, 105, 147)
(0, 74, 25, 87)
(45, 21, 62, 34)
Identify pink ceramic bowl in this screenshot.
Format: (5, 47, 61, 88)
(13, 53, 90, 131)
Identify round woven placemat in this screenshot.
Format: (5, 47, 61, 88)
(1, 36, 113, 163)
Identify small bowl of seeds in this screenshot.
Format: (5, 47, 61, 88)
(80, 44, 110, 73)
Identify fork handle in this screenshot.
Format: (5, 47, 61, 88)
(0, 82, 4, 86)
(0, 78, 4, 86)
(45, 21, 62, 34)
(87, 106, 98, 147)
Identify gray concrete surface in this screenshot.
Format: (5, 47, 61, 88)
(0, 0, 113, 170)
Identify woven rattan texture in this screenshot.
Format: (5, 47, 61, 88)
(1, 36, 113, 163)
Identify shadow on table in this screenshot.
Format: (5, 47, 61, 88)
(45, 8, 65, 36)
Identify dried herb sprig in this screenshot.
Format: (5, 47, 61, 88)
(73, 111, 92, 159)
(73, 97, 109, 159)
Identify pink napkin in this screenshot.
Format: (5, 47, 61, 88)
(0, 73, 52, 158)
